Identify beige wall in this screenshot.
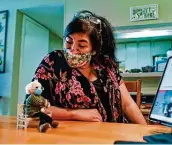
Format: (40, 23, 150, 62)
(65, 0, 172, 27)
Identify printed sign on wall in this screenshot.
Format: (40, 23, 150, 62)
(130, 4, 158, 22)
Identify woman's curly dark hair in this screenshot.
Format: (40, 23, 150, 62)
(64, 10, 118, 69)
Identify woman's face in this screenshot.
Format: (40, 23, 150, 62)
(64, 32, 93, 54)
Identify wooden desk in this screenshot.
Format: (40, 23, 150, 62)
(0, 116, 171, 144)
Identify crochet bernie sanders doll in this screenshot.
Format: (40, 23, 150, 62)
(25, 80, 59, 132)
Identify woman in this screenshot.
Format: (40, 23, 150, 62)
(32, 10, 146, 124)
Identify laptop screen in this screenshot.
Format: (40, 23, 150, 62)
(149, 57, 172, 126)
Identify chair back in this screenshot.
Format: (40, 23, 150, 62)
(124, 79, 141, 108)
(16, 104, 28, 129)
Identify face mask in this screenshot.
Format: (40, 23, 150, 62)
(34, 89, 42, 95)
(64, 49, 92, 68)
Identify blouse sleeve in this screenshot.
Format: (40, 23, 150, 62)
(32, 51, 62, 105)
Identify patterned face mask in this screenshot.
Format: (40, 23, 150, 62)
(64, 49, 92, 68)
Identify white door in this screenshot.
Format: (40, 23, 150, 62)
(18, 15, 49, 104)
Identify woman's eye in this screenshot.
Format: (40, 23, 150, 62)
(66, 40, 73, 44)
(79, 45, 86, 48)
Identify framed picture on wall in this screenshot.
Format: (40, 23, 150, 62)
(153, 54, 167, 72)
(130, 4, 158, 21)
(0, 10, 8, 73)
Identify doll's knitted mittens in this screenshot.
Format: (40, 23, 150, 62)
(39, 123, 51, 132)
(51, 121, 59, 128)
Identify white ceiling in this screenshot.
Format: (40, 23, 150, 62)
(20, 4, 64, 38)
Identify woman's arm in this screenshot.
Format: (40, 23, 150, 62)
(47, 106, 74, 120)
(47, 106, 102, 122)
(119, 82, 147, 125)
(32, 51, 102, 122)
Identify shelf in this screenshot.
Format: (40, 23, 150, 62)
(120, 72, 163, 78)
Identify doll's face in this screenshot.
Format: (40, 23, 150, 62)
(32, 81, 42, 90)
(26, 80, 44, 95)
(31, 81, 44, 95)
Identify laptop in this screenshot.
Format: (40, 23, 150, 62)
(149, 56, 172, 127)
(114, 57, 172, 144)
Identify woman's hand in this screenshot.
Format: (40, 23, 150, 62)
(72, 109, 102, 122)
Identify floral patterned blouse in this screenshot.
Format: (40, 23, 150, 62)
(32, 50, 127, 123)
